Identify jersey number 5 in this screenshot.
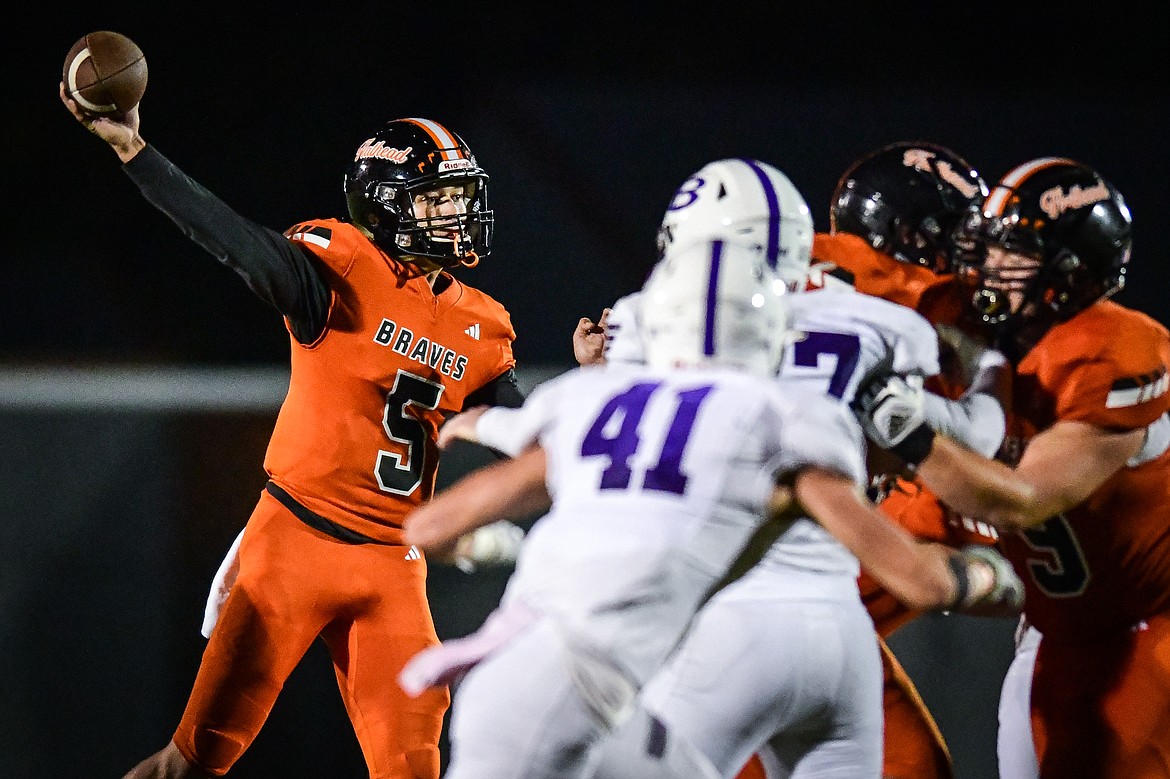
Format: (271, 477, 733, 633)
(580, 382, 713, 495)
(376, 369, 445, 496)
(1021, 515, 1090, 597)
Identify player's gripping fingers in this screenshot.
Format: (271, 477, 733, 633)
(953, 544, 1025, 617)
(854, 373, 932, 463)
(573, 310, 611, 367)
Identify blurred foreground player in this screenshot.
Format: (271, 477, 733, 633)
(579, 154, 1018, 778)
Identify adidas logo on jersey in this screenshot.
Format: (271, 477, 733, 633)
(465, 323, 480, 340)
(405, 545, 421, 561)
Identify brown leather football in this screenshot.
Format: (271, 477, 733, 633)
(62, 31, 147, 117)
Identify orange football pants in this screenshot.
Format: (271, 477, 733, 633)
(877, 638, 952, 779)
(172, 490, 449, 778)
(1030, 613, 1170, 778)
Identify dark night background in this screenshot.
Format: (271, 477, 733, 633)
(3, 3, 1167, 778)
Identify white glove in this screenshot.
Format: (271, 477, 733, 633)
(856, 372, 927, 447)
(949, 544, 1025, 617)
(854, 373, 937, 466)
(453, 520, 526, 574)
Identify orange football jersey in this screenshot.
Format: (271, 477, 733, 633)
(998, 300, 1170, 640)
(813, 232, 966, 327)
(263, 219, 516, 544)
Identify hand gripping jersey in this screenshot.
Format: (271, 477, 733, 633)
(269, 219, 515, 543)
(999, 300, 1170, 639)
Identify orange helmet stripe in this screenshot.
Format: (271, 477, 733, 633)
(403, 117, 465, 161)
(984, 157, 1075, 216)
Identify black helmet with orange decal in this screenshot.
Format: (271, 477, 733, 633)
(955, 157, 1132, 330)
(831, 141, 988, 274)
(344, 117, 493, 267)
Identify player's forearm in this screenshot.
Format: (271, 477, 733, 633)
(795, 465, 1022, 615)
(913, 435, 1040, 532)
(473, 406, 541, 458)
(922, 391, 1005, 458)
(404, 447, 551, 551)
(795, 468, 953, 611)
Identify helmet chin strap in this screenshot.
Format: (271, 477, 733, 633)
(460, 251, 480, 268)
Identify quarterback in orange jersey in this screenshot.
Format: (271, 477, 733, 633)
(62, 81, 523, 779)
(863, 157, 1170, 778)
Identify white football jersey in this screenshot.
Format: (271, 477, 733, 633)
(602, 287, 940, 396)
(476, 362, 865, 682)
(595, 287, 940, 581)
(782, 287, 940, 402)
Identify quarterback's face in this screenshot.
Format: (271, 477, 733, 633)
(412, 185, 470, 238)
(982, 245, 1042, 314)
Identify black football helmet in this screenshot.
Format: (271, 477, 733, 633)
(955, 158, 1132, 330)
(830, 141, 988, 273)
(344, 117, 493, 267)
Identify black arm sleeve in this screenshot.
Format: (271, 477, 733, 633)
(122, 144, 331, 343)
(464, 368, 525, 409)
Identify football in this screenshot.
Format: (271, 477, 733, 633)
(62, 31, 148, 117)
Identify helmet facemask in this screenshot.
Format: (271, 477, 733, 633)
(360, 175, 492, 268)
(956, 164, 1132, 338)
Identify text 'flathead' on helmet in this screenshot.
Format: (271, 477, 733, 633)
(956, 157, 1132, 329)
(344, 117, 493, 268)
(656, 158, 814, 292)
(831, 141, 988, 273)
(640, 238, 792, 378)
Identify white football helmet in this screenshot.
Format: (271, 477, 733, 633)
(641, 238, 792, 377)
(656, 158, 814, 291)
